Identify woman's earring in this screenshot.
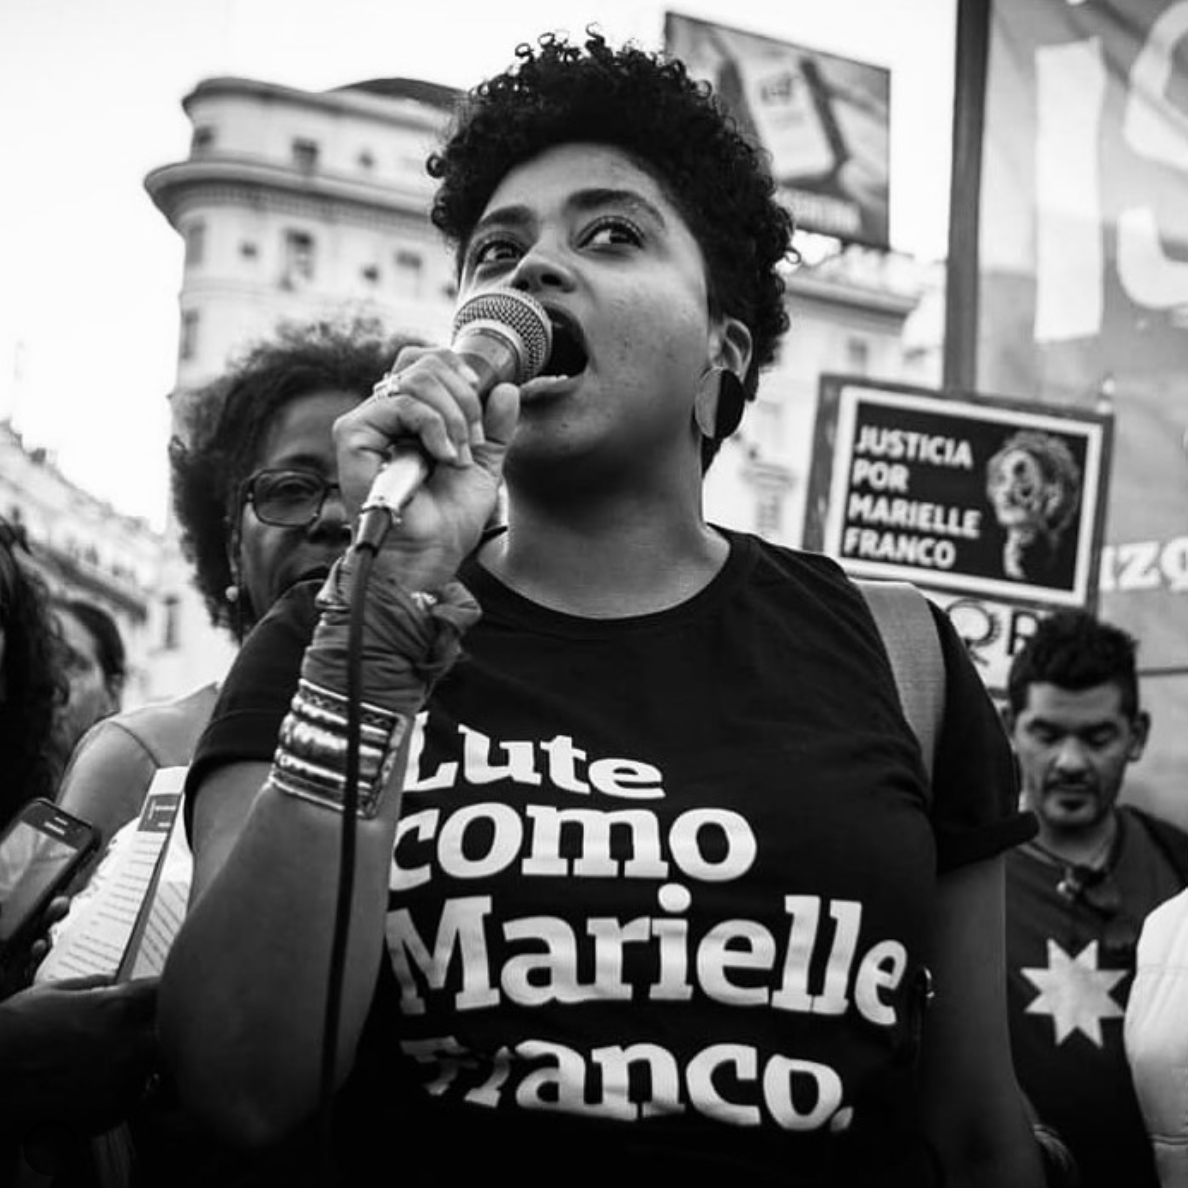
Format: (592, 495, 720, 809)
(224, 540, 243, 606)
(225, 568, 249, 641)
(694, 366, 745, 440)
(716, 370, 745, 439)
(694, 367, 723, 439)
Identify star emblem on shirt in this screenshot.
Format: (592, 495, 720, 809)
(1021, 939, 1126, 1047)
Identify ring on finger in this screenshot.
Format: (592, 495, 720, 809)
(374, 374, 403, 399)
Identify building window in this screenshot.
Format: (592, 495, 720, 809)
(291, 138, 320, 171)
(282, 230, 316, 285)
(394, 250, 423, 297)
(191, 125, 215, 154)
(184, 221, 205, 268)
(845, 337, 870, 376)
(179, 310, 200, 361)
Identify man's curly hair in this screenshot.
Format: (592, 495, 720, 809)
(428, 30, 794, 458)
(170, 318, 417, 636)
(0, 519, 67, 825)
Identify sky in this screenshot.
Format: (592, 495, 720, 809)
(0, 0, 957, 530)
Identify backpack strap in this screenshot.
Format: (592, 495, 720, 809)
(855, 579, 946, 784)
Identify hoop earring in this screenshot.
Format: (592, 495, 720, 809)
(693, 366, 745, 440)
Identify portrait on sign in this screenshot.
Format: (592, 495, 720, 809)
(984, 429, 1082, 586)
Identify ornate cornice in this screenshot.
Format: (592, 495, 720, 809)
(183, 75, 452, 133)
(145, 158, 435, 232)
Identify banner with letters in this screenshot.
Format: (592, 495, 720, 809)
(977, 0, 1188, 671)
(803, 376, 1113, 696)
(972, 0, 1188, 811)
(804, 376, 1113, 606)
(665, 11, 891, 248)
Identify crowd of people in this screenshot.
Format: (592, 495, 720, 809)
(0, 25, 1185, 1188)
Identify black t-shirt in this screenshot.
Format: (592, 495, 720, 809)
(187, 529, 1030, 1186)
(1007, 807, 1188, 1188)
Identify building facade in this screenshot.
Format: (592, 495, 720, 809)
(145, 76, 462, 441)
(0, 419, 180, 708)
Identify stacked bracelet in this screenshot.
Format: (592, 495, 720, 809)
(268, 556, 481, 816)
(267, 678, 409, 818)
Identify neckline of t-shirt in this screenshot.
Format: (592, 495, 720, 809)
(460, 525, 758, 639)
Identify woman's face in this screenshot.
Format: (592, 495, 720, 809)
(987, 447, 1046, 530)
(458, 142, 749, 483)
(235, 388, 359, 622)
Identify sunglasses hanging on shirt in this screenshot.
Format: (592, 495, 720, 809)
(1056, 863, 1140, 957)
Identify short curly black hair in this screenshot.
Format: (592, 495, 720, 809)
(1007, 609, 1141, 719)
(170, 317, 417, 635)
(427, 30, 794, 464)
(0, 519, 67, 825)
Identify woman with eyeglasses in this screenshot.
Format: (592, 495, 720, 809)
(55, 318, 414, 866)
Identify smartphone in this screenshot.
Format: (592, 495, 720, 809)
(0, 798, 99, 957)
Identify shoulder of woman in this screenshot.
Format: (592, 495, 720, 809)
(57, 717, 158, 812)
(1137, 886, 1188, 965)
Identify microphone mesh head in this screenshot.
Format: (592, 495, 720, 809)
(451, 289, 552, 383)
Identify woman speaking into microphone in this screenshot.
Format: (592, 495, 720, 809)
(160, 29, 1043, 1188)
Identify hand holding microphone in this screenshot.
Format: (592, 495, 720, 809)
(350, 289, 553, 555)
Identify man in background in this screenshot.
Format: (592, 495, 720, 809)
(1005, 608, 1188, 1188)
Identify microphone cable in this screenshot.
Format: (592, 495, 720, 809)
(316, 535, 378, 1187)
(310, 289, 550, 1181)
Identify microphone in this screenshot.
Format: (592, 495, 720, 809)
(355, 289, 552, 551)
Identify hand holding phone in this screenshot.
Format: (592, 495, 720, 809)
(0, 975, 159, 1131)
(0, 799, 99, 964)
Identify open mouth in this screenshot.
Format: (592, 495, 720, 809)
(543, 310, 589, 378)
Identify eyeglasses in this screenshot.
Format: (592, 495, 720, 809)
(1057, 865, 1140, 956)
(241, 469, 341, 528)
